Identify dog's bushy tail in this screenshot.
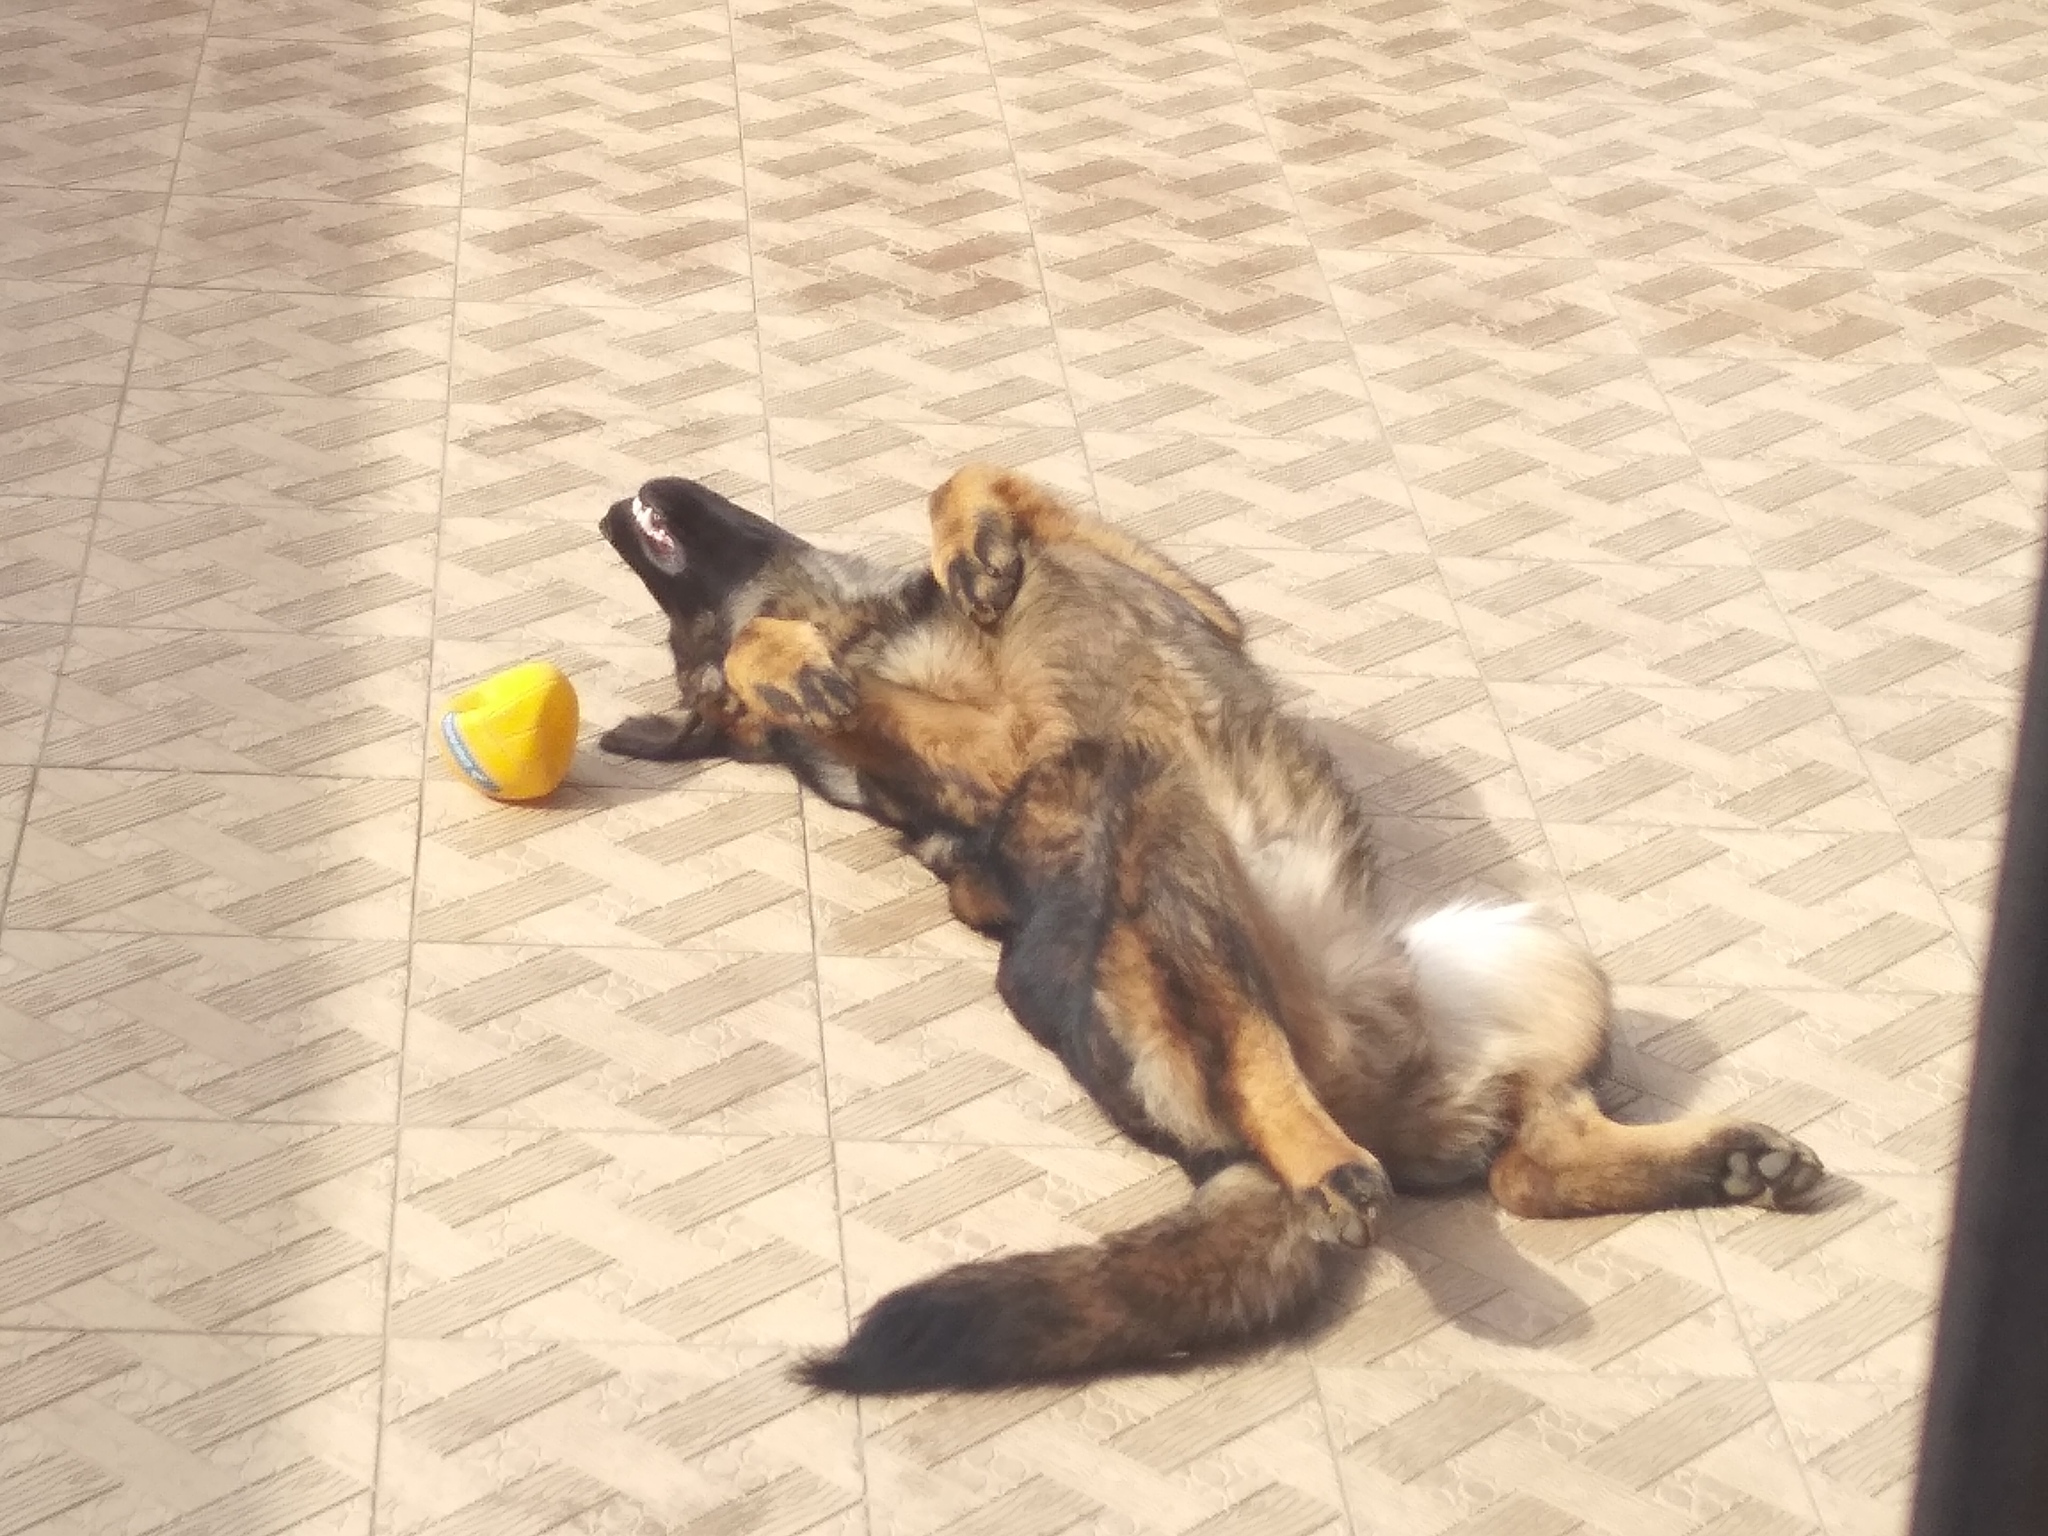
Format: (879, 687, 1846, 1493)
(795, 1164, 1345, 1394)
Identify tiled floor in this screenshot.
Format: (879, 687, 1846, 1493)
(0, 0, 2036, 1533)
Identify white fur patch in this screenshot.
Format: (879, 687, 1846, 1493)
(1400, 901, 1603, 1087)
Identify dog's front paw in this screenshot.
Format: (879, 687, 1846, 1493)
(939, 512, 1023, 628)
(724, 618, 858, 731)
(1302, 1157, 1393, 1249)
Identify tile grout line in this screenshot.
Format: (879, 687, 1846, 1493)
(730, 0, 879, 1505)
(1207, 12, 1442, 1530)
(369, 3, 482, 1528)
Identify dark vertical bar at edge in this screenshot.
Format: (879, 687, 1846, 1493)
(1908, 503, 2048, 1534)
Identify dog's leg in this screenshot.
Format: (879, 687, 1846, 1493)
(928, 464, 1245, 645)
(723, 616, 1028, 825)
(1488, 1087, 1825, 1217)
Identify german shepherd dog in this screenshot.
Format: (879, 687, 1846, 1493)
(599, 472, 1825, 1394)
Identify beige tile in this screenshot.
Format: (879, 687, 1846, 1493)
(154, 197, 459, 296)
(0, 281, 145, 385)
(403, 943, 824, 1135)
(80, 501, 437, 635)
(481, 0, 735, 58)
(1086, 432, 1422, 554)
(806, 796, 993, 962)
(861, 1350, 1347, 1536)
(0, 1118, 394, 1332)
(9, 769, 420, 940)
(1553, 823, 1976, 993)
(1494, 682, 1894, 832)
(414, 777, 810, 952)
(131, 291, 452, 399)
(1236, 4, 1486, 96)
(465, 51, 742, 219)
(0, 624, 68, 765)
(0, 379, 122, 499)
(177, 40, 470, 205)
(1320, 1368, 1822, 1535)
(47, 628, 428, 777)
(387, 1127, 845, 1344)
(752, 218, 1047, 327)
(377, 1338, 862, 1536)
(818, 954, 1116, 1147)
(0, 929, 406, 1123)
(1707, 1174, 1948, 1387)
(0, 1, 206, 109)
(454, 205, 750, 311)
(210, 0, 474, 46)
(103, 390, 446, 517)
(0, 102, 188, 191)
(0, 1329, 379, 1534)
(1317, 1191, 1761, 1376)
(442, 409, 768, 524)
(0, 498, 93, 624)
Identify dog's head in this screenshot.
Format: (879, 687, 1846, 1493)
(600, 476, 791, 622)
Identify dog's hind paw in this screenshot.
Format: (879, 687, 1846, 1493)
(1709, 1126, 1826, 1209)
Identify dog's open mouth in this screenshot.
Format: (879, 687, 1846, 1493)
(631, 494, 681, 565)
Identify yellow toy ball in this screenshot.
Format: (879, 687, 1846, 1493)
(438, 661, 580, 802)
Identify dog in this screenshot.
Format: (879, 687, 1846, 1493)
(602, 470, 1826, 1394)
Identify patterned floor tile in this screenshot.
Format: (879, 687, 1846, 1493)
(210, 0, 475, 47)
(1086, 432, 1422, 555)
(860, 1348, 1347, 1536)
(752, 219, 1047, 327)
(436, 516, 666, 650)
(1603, 262, 1920, 362)
(404, 943, 824, 1135)
(1706, 1174, 1948, 1387)
(0, 1328, 379, 1536)
(1774, 1381, 1923, 1536)
(1555, 176, 1860, 268)
(1335, 251, 1637, 356)
(819, 955, 1114, 1148)
(131, 291, 451, 399)
(0, 929, 406, 1124)
(0, 99, 187, 192)
(1493, 680, 1892, 832)
(1510, 96, 1803, 185)
(0, 281, 144, 385)
(761, 312, 1073, 428)
(1317, 1190, 1759, 1376)
(81, 500, 437, 635)
(480, 0, 734, 58)
(0, 623, 67, 766)
(177, 39, 469, 205)
(45, 628, 427, 778)
(0, 189, 166, 286)
(154, 197, 459, 297)
(414, 778, 810, 952)
(466, 50, 741, 219)
(0, 0, 207, 110)
(8, 769, 420, 940)
(1704, 457, 2043, 582)
(103, 390, 445, 516)
(1769, 569, 2033, 700)
(0, 497, 92, 625)
(1197, 546, 1481, 679)
(388, 1128, 844, 1344)
(0, 379, 122, 499)
(1318, 1367, 1821, 1536)
(443, 408, 767, 524)
(1552, 823, 1976, 993)
(0, 1118, 394, 1333)
(805, 796, 992, 962)
(377, 1338, 862, 1536)
(1234, 4, 1487, 97)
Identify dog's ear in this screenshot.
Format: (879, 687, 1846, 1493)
(598, 712, 717, 761)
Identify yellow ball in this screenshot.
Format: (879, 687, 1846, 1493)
(438, 661, 580, 802)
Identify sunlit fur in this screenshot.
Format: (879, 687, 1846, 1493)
(601, 469, 1826, 1395)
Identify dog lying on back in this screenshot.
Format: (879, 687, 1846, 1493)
(600, 472, 1825, 1393)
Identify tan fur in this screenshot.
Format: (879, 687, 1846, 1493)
(668, 465, 1828, 1392)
